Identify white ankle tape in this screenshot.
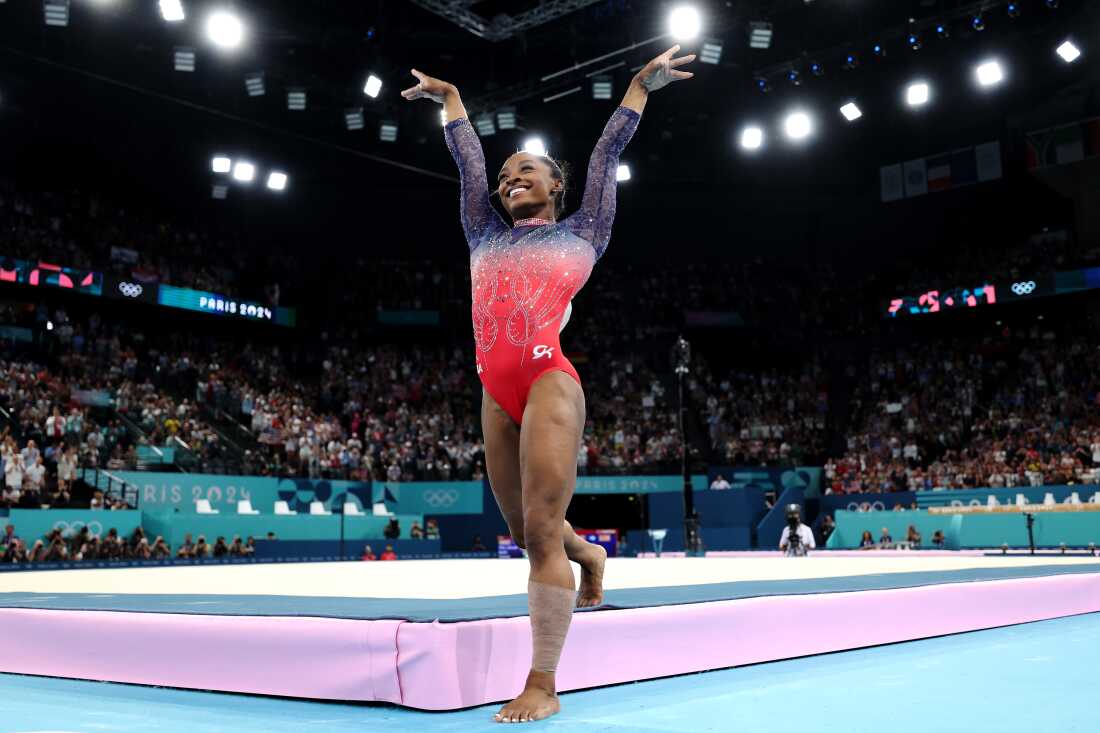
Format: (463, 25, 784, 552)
(528, 580, 575, 673)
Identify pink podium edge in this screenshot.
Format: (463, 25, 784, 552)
(3, 572, 1099, 710)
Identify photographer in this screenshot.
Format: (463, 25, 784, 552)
(778, 504, 815, 557)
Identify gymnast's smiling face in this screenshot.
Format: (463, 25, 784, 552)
(496, 153, 562, 222)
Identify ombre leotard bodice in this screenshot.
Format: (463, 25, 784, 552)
(444, 106, 640, 423)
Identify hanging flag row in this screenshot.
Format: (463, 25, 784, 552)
(880, 141, 1002, 203)
(1025, 117, 1100, 170)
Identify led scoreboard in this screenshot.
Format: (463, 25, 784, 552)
(886, 273, 1062, 318)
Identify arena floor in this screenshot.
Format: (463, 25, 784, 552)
(3, 611, 1097, 732)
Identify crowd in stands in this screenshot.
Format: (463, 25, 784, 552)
(0, 521, 256, 564)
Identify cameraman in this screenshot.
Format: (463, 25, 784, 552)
(778, 504, 815, 557)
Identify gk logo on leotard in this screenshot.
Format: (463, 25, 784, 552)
(532, 345, 554, 360)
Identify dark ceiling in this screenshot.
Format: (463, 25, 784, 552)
(0, 0, 1097, 264)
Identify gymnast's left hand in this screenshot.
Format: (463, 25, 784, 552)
(636, 45, 695, 93)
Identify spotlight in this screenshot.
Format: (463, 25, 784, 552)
(872, 43, 886, 58)
(245, 72, 265, 97)
(211, 156, 232, 173)
(232, 162, 255, 183)
(840, 102, 862, 121)
(810, 62, 824, 77)
(616, 164, 631, 182)
(787, 69, 802, 86)
(1056, 40, 1081, 63)
(749, 21, 773, 49)
(344, 108, 364, 131)
(379, 121, 398, 142)
(43, 0, 68, 27)
(266, 172, 288, 191)
(908, 33, 922, 51)
(843, 53, 860, 70)
(592, 76, 613, 100)
(907, 82, 930, 107)
(496, 107, 517, 130)
(363, 74, 382, 98)
(740, 126, 764, 150)
(173, 47, 195, 72)
(287, 89, 307, 111)
(784, 112, 812, 141)
(700, 38, 723, 65)
(755, 77, 771, 93)
(1007, 2, 1020, 18)
(936, 23, 949, 40)
(668, 6, 702, 41)
(206, 10, 244, 49)
(972, 15, 985, 32)
(158, 0, 184, 22)
(474, 114, 496, 136)
(212, 184, 228, 200)
(523, 137, 547, 157)
(976, 60, 1004, 87)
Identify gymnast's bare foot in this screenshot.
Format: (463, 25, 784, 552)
(494, 671, 560, 723)
(576, 541, 606, 608)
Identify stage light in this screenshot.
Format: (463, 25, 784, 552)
(972, 15, 985, 32)
(843, 53, 860, 70)
(212, 184, 228, 200)
(784, 112, 812, 141)
(1007, 2, 1020, 18)
(908, 34, 922, 51)
(173, 47, 195, 72)
(206, 10, 244, 49)
(364, 74, 382, 98)
(211, 156, 231, 173)
(700, 39, 723, 65)
(523, 137, 547, 157)
(245, 72, 265, 97)
(474, 114, 496, 136)
(740, 126, 763, 150)
(755, 77, 771, 93)
(158, 0, 184, 22)
(1057, 40, 1081, 63)
(787, 69, 802, 86)
(496, 107, 517, 130)
(749, 21, 773, 49)
(810, 62, 824, 77)
(592, 76, 613, 100)
(668, 6, 702, 42)
(43, 1, 68, 27)
(344, 108, 364, 131)
(379, 122, 398, 142)
(616, 164, 631, 182)
(266, 172, 288, 191)
(287, 89, 307, 111)
(840, 102, 862, 121)
(232, 162, 255, 183)
(872, 43, 886, 58)
(936, 23, 949, 40)
(907, 82, 930, 107)
(976, 60, 1004, 87)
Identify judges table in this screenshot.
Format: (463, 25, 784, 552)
(141, 512, 424, 547)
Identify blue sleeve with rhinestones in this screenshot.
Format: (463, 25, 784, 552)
(565, 106, 640, 260)
(444, 117, 508, 251)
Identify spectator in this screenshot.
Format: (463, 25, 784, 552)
(194, 535, 210, 557)
(471, 535, 487, 552)
(360, 544, 377, 561)
(818, 514, 836, 546)
(152, 536, 171, 558)
(906, 525, 922, 546)
(931, 530, 945, 549)
(383, 518, 400, 540)
(380, 544, 397, 561)
(265, 531, 277, 541)
(859, 530, 876, 550)
(709, 474, 731, 490)
(410, 521, 424, 540)
(176, 533, 195, 558)
(228, 536, 244, 555)
(425, 518, 439, 540)
(878, 527, 893, 546)
(243, 536, 256, 556)
(213, 536, 229, 557)
(1, 524, 18, 549)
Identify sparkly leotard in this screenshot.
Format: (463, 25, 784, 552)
(444, 106, 640, 424)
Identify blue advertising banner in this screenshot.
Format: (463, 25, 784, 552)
(915, 486, 1100, 508)
(373, 481, 483, 515)
(707, 467, 823, 498)
(6, 509, 142, 542)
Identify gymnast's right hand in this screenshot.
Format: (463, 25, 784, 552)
(400, 69, 452, 104)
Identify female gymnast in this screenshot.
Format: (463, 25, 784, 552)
(402, 45, 694, 723)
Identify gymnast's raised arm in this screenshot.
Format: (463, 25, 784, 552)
(568, 45, 695, 259)
(402, 70, 506, 250)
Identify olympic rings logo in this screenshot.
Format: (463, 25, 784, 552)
(53, 520, 103, 537)
(846, 501, 886, 512)
(118, 282, 144, 298)
(1011, 281, 1037, 296)
(422, 488, 460, 508)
